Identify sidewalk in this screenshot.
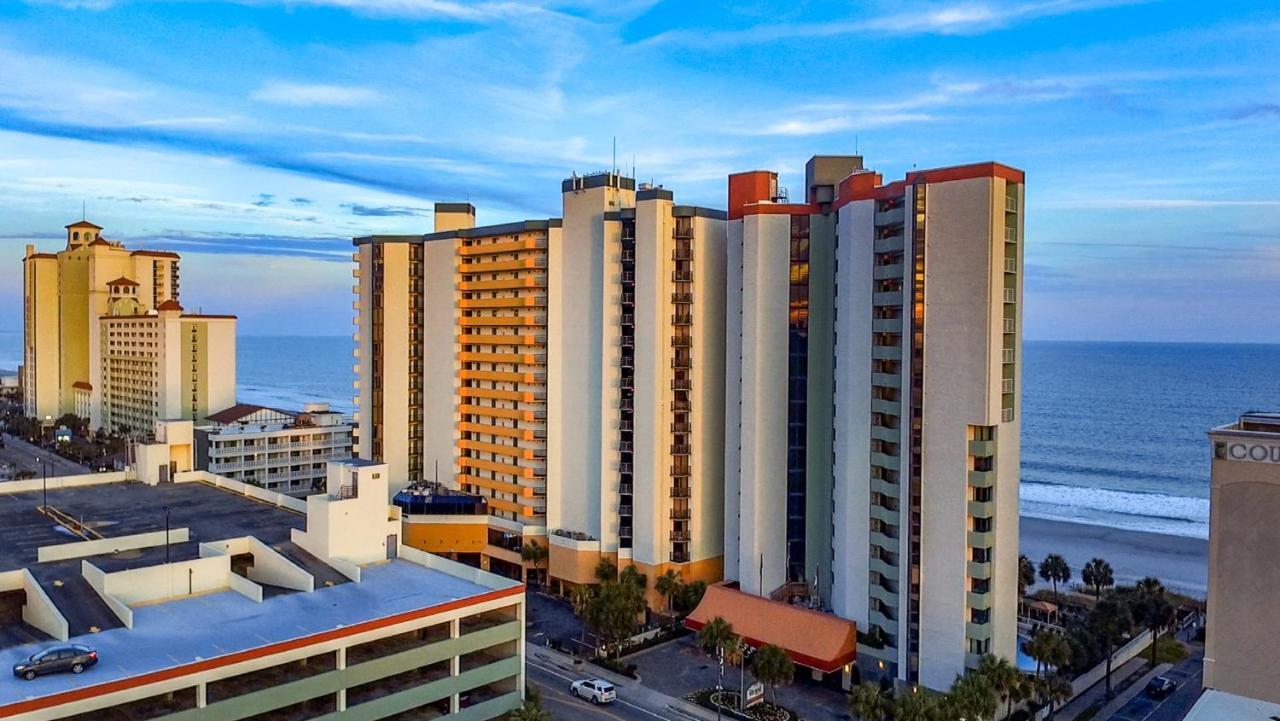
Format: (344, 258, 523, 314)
(1056, 657, 1151, 721)
(527, 642, 719, 721)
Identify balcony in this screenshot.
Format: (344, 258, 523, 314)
(670, 485, 691, 498)
(871, 318, 901, 333)
(968, 499, 994, 518)
(1004, 227, 1017, 243)
(670, 550, 690, 564)
(672, 249, 694, 261)
(968, 470, 995, 487)
(1004, 196, 1018, 212)
(619, 483, 633, 494)
(872, 291, 903, 306)
(671, 337, 692, 348)
(1004, 258, 1017, 273)
(967, 590, 993, 611)
(967, 530, 995, 548)
(671, 378, 691, 390)
(670, 444, 691, 455)
(671, 356, 692, 369)
(1002, 378, 1015, 393)
(967, 621, 993, 641)
(871, 398, 900, 416)
(672, 271, 693, 283)
(875, 205, 905, 226)
(670, 508, 690, 520)
(670, 422, 691, 433)
(1003, 317, 1016, 333)
(1002, 348, 1015, 364)
(871, 372, 900, 388)
(870, 452, 900, 471)
(669, 530, 691, 542)
(874, 233, 904, 254)
(1003, 288, 1017, 303)
(967, 561, 992, 580)
(873, 263, 904, 281)
(672, 313, 693, 325)
(872, 345, 901, 361)
(671, 399, 691, 412)
(968, 439, 995, 457)
(671, 292, 693, 304)
(619, 505, 632, 515)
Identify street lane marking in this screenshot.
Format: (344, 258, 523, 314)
(527, 659, 675, 721)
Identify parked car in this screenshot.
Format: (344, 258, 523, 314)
(1146, 676, 1177, 699)
(570, 679, 616, 704)
(12, 645, 98, 680)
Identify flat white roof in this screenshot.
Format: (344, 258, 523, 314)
(0, 560, 518, 712)
(1184, 689, 1280, 720)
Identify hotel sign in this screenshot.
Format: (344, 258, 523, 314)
(1215, 441, 1280, 464)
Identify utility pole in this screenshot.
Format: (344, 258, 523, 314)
(163, 506, 172, 563)
(41, 460, 47, 512)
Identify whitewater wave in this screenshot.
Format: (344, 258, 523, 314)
(1020, 481, 1209, 539)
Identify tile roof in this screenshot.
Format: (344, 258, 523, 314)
(156, 299, 184, 311)
(106, 277, 140, 287)
(65, 220, 103, 230)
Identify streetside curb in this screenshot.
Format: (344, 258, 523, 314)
(530, 645, 719, 721)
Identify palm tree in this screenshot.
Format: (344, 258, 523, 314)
(594, 558, 617, 583)
(655, 569, 681, 614)
(1081, 558, 1114, 600)
(977, 654, 1020, 720)
(520, 540, 548, 589)
(569, 584, 594, 651)
(1025, 630, 1053, 678)
(1019, 554, 1037, 597)
(848, 681, 887, 721)
(1039, 554, 1072, 606)
(697, 616, 738, 696)
(723, 639, 750, 709)
(1133, 577, 1175, 668)
(1038, 673, 1073, 719)
(751, 644, 795, 705)
(1092, 595, 1134, 699)
(505, 701, 552, 721)
(893, 688, 936, 721)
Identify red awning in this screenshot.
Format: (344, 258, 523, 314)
(685, 583, 857, 673)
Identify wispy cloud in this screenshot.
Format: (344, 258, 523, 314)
(340, 202, 431, 217)
(637, 0, 1145, 47)
(251, 82, 381, 107)
(1225, 103, 1280, 121)
(747, 113, 936, 137)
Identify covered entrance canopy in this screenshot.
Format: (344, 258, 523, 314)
(684, 583, 857, 674)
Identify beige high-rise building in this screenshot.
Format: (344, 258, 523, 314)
(724, 158, 1024, 690)
(21, 220, 236, 434)
(1203, 412, 1280, 705)
(354, 174, 726, 593)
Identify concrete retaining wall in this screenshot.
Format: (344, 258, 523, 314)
(81, 560, 134, 629)
(0, 569, 69, 641)
(37, 528, 191, 563)
(175, 470, 307, 513)
(0, 471, 126, 495)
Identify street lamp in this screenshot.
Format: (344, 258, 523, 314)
(41, 460, 47, 512)
(163, 506, 172, 563)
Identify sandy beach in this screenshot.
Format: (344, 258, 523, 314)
(1020, 515, 1208, 598)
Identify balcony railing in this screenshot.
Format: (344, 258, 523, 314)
(671, 292, 693, 304)
(672, 314, 693, 325)
(670, 485, 691, 498)
(670, 530, 691, 542)
(670, 508, 690, 520)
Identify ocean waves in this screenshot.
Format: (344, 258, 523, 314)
(1020, 481, 1210, 539)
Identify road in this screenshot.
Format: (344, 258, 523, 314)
(526, 651, 695, 721)
(0, 433, 90, 480)
(1109, 642, 1204, 721)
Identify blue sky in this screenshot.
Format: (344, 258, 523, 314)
(0, 0, 1277, 341)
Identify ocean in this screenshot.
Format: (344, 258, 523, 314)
(2, 331, 1275, 539)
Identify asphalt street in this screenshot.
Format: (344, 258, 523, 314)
(526, 652, 692, 721)
(0, 433, 89, 479)
(1109, 643, 1204, 721)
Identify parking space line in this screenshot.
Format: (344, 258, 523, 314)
(527, 659, 674, 721)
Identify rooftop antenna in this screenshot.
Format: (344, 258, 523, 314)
(631, 154, 636, 181)
(612, 136, 617, 175)
(81, 200, 86, 221)
(855, 134, 858, 156)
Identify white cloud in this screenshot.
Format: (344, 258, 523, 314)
(638, 0, 1147, 48)
(749, 113, 936, 137)
(250, 81, 382, 107)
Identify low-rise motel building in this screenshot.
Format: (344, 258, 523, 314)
(353, 155, 1023, 691)
(1191, 412, 1280, 716)
(0, 421, 525, 721)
